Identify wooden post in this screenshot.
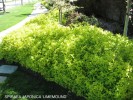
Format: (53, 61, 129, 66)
(21, 0, 23, 5)
(59, 6, 62, 24)
(123, 0, 132, 36)
(58, 0, 65, 25)
(2, 0, 5, 12)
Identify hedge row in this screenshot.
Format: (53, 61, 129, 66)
(0, 9, 133, 99)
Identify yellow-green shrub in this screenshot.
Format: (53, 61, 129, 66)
(0, 10, 133, 100)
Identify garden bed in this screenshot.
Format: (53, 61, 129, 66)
(0, 9, 133, 99)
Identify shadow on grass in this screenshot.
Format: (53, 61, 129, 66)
(0, 61, 85, 100)
(15, 13, 31, 17)
(0, 12, 10, 15)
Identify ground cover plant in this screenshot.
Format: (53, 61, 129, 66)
(0, 9, 133, 99)
(0, 2, 36, 32)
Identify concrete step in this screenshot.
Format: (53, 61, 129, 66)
(0, 65, 18, 74)
(0, 76, 7, 83)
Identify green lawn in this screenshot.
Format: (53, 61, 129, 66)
(0, 2, 35, 32)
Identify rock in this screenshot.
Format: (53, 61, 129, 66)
(99, 19, 123, 33)
(0, 76, 7, 83)
(94, 0, 126, 23)
(0, 65, 18, 74)
(74, 0, 127, 34)
(75, 0, 126, 24)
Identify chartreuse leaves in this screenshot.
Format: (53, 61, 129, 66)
(0, 9, 133, 100)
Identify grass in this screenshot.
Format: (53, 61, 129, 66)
(0, 2, 35, 32)
(0, 66, 85, 100)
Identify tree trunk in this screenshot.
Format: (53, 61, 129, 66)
(123, 0, 132, 36)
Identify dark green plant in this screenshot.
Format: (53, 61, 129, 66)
(64, 10, 101, 26)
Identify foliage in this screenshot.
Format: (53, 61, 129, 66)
(64, 10, 101, 26)
(41, 0, 55, 9)
(0, 9, 133, 100)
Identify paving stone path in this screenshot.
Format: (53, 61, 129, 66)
(0, 65, 18, 83)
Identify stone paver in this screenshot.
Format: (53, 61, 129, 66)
(0, 76, 7, 83)
(0, 65, 18, 74)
